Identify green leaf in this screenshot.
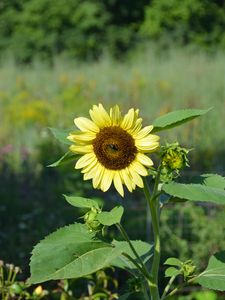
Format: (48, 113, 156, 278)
(111, 240, 152, 271)
(97, 206, 124, 226)
(162, 182, 225, 205)
(29, 223, 123, 284)
(118, 292, 133, 299)
(152, 108, 212, 133)
(165, 267, 181, 278)
(64, 195, 100, 209)
(47, 151, 77, 167)
(196, 251, 225, 291)
(191, 174, 225, 190)
(49, 127, 74, 145)
(164, 257, 183, 267)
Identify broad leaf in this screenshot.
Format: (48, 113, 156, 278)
(29, 223, 123, 284)
(97, 206, 124, 226)
(111, 240, 152, 271)
(152, 108, 211, 133)
(64, 195, 100, 209)
(49, 127, 74, 145)
(165, 267, 181, 278)
(164, 257, 183, 267)
(196, 251, 225, 291)
(162, 182, 225, 205)
(48, 151, 77, 167)
(191, 174, 225, 190)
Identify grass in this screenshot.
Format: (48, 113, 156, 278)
(0, 46, 225, 171)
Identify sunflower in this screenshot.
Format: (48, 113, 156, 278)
(67, 104, 160, 197)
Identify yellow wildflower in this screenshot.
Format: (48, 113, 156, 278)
(68, 104, 160, 197)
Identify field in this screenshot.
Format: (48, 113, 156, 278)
(1, 46, 225, 171)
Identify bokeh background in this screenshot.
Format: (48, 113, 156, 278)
(0, 0, 225, 299)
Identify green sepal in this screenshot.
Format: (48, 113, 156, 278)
(152, 108, 212, 133)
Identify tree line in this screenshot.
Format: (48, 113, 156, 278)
(0, 0, 225, 62)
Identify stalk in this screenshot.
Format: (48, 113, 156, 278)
(143, 164, 162, 300)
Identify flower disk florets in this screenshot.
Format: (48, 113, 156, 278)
(93, 126, 137, 170)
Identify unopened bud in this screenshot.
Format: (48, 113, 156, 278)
(6, 264, 14, 270)
(34, 285, 43, 296)
(182, 260, 196, 280)
(14, 266, 21, 274)
(161, 142, 189, 171)
(84, 207, 102, 232)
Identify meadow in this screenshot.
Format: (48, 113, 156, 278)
(1, 46, 225, 172)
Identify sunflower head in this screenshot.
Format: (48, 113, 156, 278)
(68, 104, 160, 196)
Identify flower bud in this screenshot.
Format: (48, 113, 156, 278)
(84, 207, 102, 232)
(10, 283, 23, 294)
(161, 142, 189, 171)
(34, 285, 43, 296)
(182, 260, 196, 280)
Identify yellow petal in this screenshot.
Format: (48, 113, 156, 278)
(133, 125, 154, 139)
(120, 169, 133, 192)
(136, 153, 154, 167)
(128, 166, 144, 188)
(74, 117, 99, 133)
(83, 162, 99, 180)
(92, 164, 105, 188)
(89, 104, 111, 128)
(131, 161, 148, 176)
(128, 118, 143, 135)
(75, 153, 96, 169)
(68, 132, 96, 142)
(113, 172, 124, 197)
(81, 158, 98, 173)
(110, 105, 121, 125)
(121, 108, 135, 130)
(135, 135, 160, 152)
(70, 144, 93, 154)
(100, 169, 114, 192)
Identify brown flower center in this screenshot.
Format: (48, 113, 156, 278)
(93, 126, 137, 170)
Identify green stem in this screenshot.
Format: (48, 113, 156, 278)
(161, 276, 176, 300)
(164, 276, 198, 298)
(142, 280, 150, 300)
(116, 223, 152, 281)
(116, 223, 154, 299)
(1, 267, 5, 300)
(122, 253, 149, 280)
(143, 164, 162, 300)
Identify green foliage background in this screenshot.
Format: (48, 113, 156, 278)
(1, 0, 225, 61)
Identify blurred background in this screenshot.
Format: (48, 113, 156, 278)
(0, 0, 225, 299)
